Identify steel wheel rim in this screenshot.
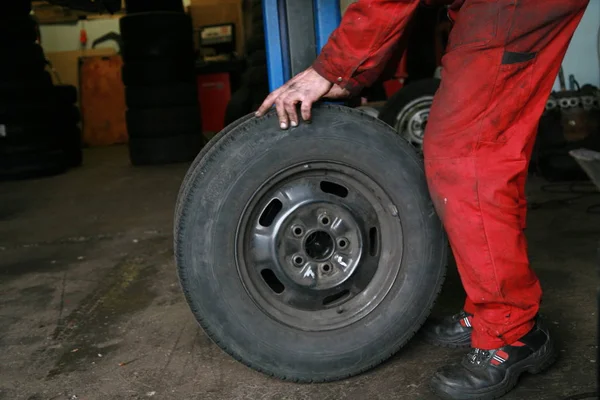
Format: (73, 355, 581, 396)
(236, 161, 404, 332)
(394, 96, 434, 150)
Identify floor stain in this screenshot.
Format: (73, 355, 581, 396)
(43, 256, 158, 378)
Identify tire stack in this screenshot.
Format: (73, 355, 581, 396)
(224, 1, 269, 126)
(0, 0, 82, 181)
(120, 3, 205, 166)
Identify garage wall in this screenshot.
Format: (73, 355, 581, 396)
(39, 18, 121, 53)
(39, 0, 599, 89)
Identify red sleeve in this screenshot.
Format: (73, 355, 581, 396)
(312, 0, 421, 95)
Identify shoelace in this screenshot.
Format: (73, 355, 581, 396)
(467, 348, 491, 365)
(452, 310, 471, 321)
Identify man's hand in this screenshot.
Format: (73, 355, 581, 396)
(255, 67, 350, 129)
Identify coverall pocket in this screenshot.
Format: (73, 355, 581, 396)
(478, 57, 536, 144)
(447, 0, 500, 50)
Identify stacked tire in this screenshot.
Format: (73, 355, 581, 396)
(120, 6, 205, 166)
(0, 1, 82, 181)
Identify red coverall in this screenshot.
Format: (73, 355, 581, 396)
(313, 0, 589, 349)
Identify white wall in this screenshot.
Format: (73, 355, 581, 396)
(39, 18, 121, 53)
(553, 1, 600, 90)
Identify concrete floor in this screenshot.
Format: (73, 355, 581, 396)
(0, 145, 598, 400)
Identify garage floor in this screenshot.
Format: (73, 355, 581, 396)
(1, 146, 598, 400)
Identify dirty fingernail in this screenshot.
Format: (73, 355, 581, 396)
(280, 122, 287, 129)
(291, 121, 298, 127)
(255, 111, 260, 116)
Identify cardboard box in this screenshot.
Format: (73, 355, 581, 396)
(187, 0, 245, 56)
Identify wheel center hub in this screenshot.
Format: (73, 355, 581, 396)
(305, 230, 334, 261)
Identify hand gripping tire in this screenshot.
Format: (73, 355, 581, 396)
(174, 104, 448, 382)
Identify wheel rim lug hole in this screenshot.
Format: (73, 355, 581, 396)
(322, 263, 332, 273)
(320, 216, 330, 226)
(293, 256, 304, 266)
(337, 238, 348, 249)
(292, 226, 304, 237)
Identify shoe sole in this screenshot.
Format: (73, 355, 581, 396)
(429, 337, 557, 400)
(423, 332, 471, 349)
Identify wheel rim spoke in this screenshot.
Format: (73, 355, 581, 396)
(236, 162, 403, 332)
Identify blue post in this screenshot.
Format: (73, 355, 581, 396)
(313, 0, 342, 52)
(262, 0, 292, 92)
(262, 0, 341, 92)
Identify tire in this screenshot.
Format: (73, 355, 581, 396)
(0, 71, 52, 91)
(125, 0, 184, 14)
(224, 83, 269, 126)
(245, 34, 265, 55)
(0, 16, 37, 44)
(247, 50, 266, 67)
(0, 0, 31, 17)
(0, 84, 76, 106)
(241, 65, 268, 87)
(0, 44, 46, 76)
(378, 78, 441, 152)
(120, 12, 192, 43)
(122, 59, 195, 86)
(224, 87, 253, 126)
(125, 83, 198, 108)
(126, 106, 201, 138)
(122, 38, 194, 63)
(174, 112, 255, 245)
(0, 104, 80, 125)
(175, 104, 448, 382)
(129, 133, 205, 165)
(0, 149, 67, 181)
(54, 85, 78, 105)
(120, 13, 194, 62)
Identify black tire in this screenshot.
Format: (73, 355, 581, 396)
(0, 149, 67, 181)
(224, 83, 269, 126)
(120, 13, 194, 61)
(129, 133, 205, 165)
(125, 83, 198, 108)
(174, 112, 255, 244)
(245, 34, 265, 55)
(224, 86, 252, 127)
(175, 104, 448, 382)
(0, 0, 31, 17)
(120, 12, 192, 42)
(378, 78, 441, 151)
(241, 65, 268, 87)
(0, 44, 46, 76)
(0, 71, 53, 91)
(247, 50, 266, 67)
(0, 16, 37, 44)
(126, 106, 201, 138)
(0, 104, 80, 125)
(121, 59, 195, 86)
(54, 85, 78, 105)
(0, 85, 76, 109)
(125, 0, 184, 14)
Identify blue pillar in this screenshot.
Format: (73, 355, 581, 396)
(262, 0, 342, 92)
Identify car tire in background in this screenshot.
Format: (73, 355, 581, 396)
(378, 78, 441, 153)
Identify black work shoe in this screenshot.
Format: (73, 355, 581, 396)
(422, 310, 473, 348)
(429, 320, 556, 400)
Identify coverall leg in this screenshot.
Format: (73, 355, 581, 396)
(423, 0, 589, 349)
